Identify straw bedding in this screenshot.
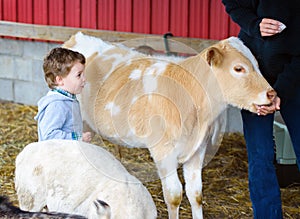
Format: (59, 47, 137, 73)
(0, 101, 299, 218)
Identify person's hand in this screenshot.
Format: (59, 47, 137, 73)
(260, 18, 286, 37)
(255, 96, 281, 116)
(82, 132, 92, 143)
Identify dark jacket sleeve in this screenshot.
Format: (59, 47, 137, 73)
(222, 0, 262, 39)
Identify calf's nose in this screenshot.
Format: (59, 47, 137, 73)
(267, 89, 276, 101)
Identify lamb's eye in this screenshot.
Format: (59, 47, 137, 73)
(234, 65, 245, 73)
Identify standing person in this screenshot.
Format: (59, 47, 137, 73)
(35, 47, 92, 143)
(222, 0, 300, 218)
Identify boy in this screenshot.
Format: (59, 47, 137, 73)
(35, 47, 91, 142)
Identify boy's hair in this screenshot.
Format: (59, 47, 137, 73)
(43, 47, 86, 89)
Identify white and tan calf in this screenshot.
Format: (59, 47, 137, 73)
(63, 32, 275, 219)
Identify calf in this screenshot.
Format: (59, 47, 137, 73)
(63, 32, 275, 219)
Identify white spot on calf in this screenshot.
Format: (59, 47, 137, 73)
(72, 32, 114, 58)
(152, 62, 168, 76)
(131, 96, 138, 104)
(129, 69, 142, 80)
(105, 102, 120, 116)
(143, 75, 157, 93)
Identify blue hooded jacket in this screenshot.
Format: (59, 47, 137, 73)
(34, 90, 83, 141)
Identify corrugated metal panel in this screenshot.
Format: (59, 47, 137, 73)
(65, 0, 80, 27)
(97, 0, 115, 30)
(3, 0, 17, 21)
(33, 0, 48, 25)
(115, 0, 133, 32)
(48, 0, 64, 26)
(132, 0, 150, 33)
(17, 0, 33, 23)
(81, 0, 97, 29)
(0, 0, 239, 40)
(151, 0, 169, 35)
(169, 0, 189, 37)
(209, 1, 229, 40)
(0, 0, 2, 20)
(189, 0, 209, 39)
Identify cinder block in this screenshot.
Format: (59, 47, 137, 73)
(23, 41, 49, 60)
(32, 59, 45, 83)
(47, 42, 61, 51)
(15, 57, 33, 81)
(14, 80, 48, 105)
(0, 79, 14, 101)
(0, 38, 23, 56)
(0, 56, 15, 79)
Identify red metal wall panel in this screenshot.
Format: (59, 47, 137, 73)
(0, 0, 1, 20)
(151, 0, 170, 35)
(65, 0, 81, 28)
(81, 0, 97, 29)
(2, 0, 17, 21)
(169, 0, 189, 37)
(33, 0, 48, 25)
(17, 0, 33, 23)
(48, 0, 64, 26)
(97, 0, 115, 30)
(0, 0, 2, 20)
(132, 0, 151, 34)
(189, 0, 209, 39)
(0, 0, 240, 40)
(115, 0, 133, 32)
(209, 1, 229, 40)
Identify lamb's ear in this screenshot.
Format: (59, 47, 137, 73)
(93, 199, 111, 217)
(204, 47, 223, 67)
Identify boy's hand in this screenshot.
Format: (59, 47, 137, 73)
(82, 132, 92, 143)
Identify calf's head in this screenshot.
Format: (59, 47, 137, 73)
(203, 37, 275, 113)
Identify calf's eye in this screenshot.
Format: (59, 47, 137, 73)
(233, 65, 246, 73)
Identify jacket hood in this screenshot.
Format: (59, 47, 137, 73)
(34, 91, 74, 121)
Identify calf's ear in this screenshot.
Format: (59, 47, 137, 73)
(205, 47, 223, 67)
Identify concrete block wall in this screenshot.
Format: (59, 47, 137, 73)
(0, 38, 59, 105)
(0, 37, 242, 133)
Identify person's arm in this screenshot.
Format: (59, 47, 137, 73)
(39, 102, 73, 140)
(222, 0, 262, 38)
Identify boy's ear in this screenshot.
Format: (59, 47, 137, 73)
(55, 76, 64, 86)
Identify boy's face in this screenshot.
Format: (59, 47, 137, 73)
(56, 62, 86, 95)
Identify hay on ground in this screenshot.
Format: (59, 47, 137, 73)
(0, 101, 299, 218)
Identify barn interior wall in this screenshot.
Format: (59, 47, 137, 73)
(0, 38, 59, 105)
(0, 37, 242, 133)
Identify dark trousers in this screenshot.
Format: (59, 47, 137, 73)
(241, 87, 300, 219)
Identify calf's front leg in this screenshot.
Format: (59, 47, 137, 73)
(156, 155, 182, 219)
(183, 145, 207, 219)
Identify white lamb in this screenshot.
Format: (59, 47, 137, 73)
(14, 140, 157, 219)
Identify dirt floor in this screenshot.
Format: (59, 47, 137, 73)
(0, 101, 299, 218)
